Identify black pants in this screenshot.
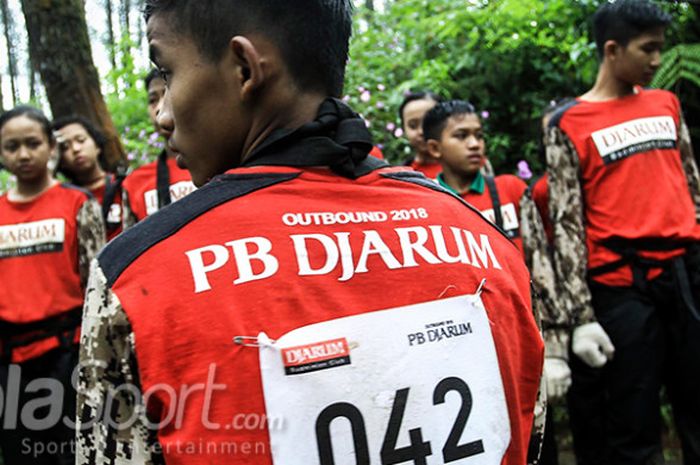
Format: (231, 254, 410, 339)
(568, 266, 700, 465)
(541, 406, 559, 465)
(0, 344, 79, 465)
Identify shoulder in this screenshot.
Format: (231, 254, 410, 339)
(122, 161, 157, 190)
(57, 183, 96, 211)
(495, 174, 528, 196)
(98, 171, 300, 287)
(547, 99, 582, 129)
(379, 169, 517, 241)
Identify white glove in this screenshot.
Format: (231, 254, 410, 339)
(544, 357, 571, 399)
(572, 322, 615, 368)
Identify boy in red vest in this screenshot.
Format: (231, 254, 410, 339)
(120, 69, 196, 227)
(546, 1, 700, 463)
(424, 99, 573, 452)
(76, 2, 544, 464)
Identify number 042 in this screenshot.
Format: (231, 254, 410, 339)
(315, 377, 485, 464)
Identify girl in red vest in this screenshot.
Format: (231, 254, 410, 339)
(0, 106, 105, 465)
(53, 115, 124, 241)
(399, 91, 444, 179)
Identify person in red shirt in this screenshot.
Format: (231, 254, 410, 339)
(424, 99, 574, 462)
(424, 100, 529, 252)
(398, 91, 444, 179)
(121, 69, 196, 227)
(0, 106, 104, 465)
(76, 2, 543, 464)
(546, 1, 700, 463)
(52, 115, 124, 241)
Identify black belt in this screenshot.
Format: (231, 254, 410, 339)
(0, 307, 82, 362)
(588, 238, 700, 322)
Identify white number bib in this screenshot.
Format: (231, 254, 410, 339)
(258, 294, 510, 465)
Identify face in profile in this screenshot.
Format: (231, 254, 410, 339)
(611, 27, 665, 86)
(56, 123, 101, 178)
(402, 98, 438, 155)
(147, 14, 250, 187)
(147, 76, 168, 138)
(1, 115, 53, 183)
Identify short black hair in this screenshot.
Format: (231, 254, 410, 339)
(399, 91, 442, 125)
(593, 0, 672, 58)
(52, 115, 107, 173)
(422, 100, 477, 142)
(144, 0, 353, 97)
(0, 105, 53, 144)
(145, 68, 162, 91)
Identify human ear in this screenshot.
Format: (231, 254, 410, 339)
(230, 36, 265, 100)
(426, 139, 442, 160)
(603, 40, 620, 61)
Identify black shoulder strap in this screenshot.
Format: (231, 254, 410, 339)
(102, 173, 126, 228)
(547, 99, 580, 129)
(99, 172, 299, 287)
(484, 175, 504, 230)
(156, 151, 171, 209)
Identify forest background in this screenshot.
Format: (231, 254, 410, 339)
(0, 0, 697, 192)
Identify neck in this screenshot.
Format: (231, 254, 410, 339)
(441, 167, 477, 193)
(414, 151, 437, 165)
(240, 89, 326, 164)
(581, 64, 636, 102)
(74, 166, 106, 190)
(12, 172, 56, 201)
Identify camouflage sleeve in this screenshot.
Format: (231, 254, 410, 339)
(679, 115, 700, 222)
(77, 199, 106, 289)
(527, 370, 547, 465)
(77, 262, 162, 464)
(546, 126, 596, 327)
(520, 192, 570, 359)
(122, 189, 138, 229)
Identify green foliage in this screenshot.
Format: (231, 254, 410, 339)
(103, 35, 163, 169)
(346, 0, 697, 174)
(0, 169, 13, 193)
(652, 44, 700, 89)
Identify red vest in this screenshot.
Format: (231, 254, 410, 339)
(558, 89, 700, 286)
(409, 159, 442, 179)
(122, 156, 195, 222)
(462, 175, 528, 254)
(105, 165, 543, 465)
(0, 183, 87, 361)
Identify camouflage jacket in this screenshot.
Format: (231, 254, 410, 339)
(77, 198, 107, 288)
(520, 192, 570, 360)
(76, 264, 160, 464)
(545, 115, 700, 327)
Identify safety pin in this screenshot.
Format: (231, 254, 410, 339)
(475, 278, 487, 297)
(232, 335, 275, 348)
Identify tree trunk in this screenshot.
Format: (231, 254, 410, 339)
(105, 0, 116, 69)
(0, 72, 4, 113)
(21, 0, 125, 169)
(1, 0, 18, 105)
(365, 0, 374, 11)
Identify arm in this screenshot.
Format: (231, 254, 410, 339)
(76, 263, 162, 464)
(679, 114, 700, 223)
(546, 126, 614, 368)
(545, 126, 595, 327)
(77, 199, 106, 289)
(520, 192, 569, 359)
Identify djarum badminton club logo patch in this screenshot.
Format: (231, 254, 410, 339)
(281, 338, 351, 375)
